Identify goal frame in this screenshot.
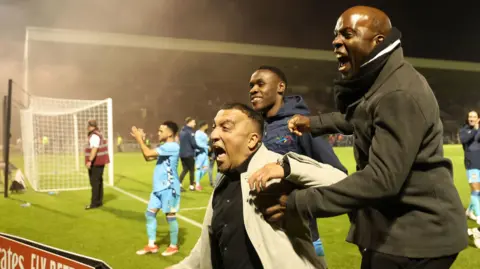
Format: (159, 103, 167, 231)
(20, 97, 114, 192)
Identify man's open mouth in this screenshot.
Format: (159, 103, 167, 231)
(212, 145, 226, 161)
(337, 55, 351, 72)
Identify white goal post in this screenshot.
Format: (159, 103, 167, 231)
(20, 96, 114, 192)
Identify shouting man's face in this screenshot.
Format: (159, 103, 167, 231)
(210, 109, 261, 173)
(332, 6, 390, 78)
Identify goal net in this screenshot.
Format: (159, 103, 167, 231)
(20, 96, 114, 192)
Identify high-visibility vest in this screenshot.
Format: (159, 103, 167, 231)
(85, 130, 110, 166)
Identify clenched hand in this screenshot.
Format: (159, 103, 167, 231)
(287, 114, 311, 136)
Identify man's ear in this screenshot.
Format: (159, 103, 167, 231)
(374, 35, 385, 45)
(277, 81, 286, 95)
(247, 132, 261, 150)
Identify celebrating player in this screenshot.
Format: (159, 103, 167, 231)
(460, 110, 480, 223)
(131, 121, 181, 256)
(194, 121, 209, 190)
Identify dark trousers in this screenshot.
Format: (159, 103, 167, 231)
(88, 165, 104, 207)
(361, 249, 457, 269)
(179, 157, 195, 185)
(308, 217, 320, 242)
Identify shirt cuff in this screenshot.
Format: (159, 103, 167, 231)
(282, 156, 291, 177)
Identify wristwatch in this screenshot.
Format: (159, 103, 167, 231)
(277, 155, 291, 177)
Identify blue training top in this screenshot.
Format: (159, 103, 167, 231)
(195, 130, 209, 157)
(460, 125, 480, 170)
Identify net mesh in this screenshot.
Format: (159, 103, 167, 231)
(20, 96, 113, 191)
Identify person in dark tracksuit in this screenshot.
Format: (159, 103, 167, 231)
(179, 117, 198, 191)
(249, 65, 347, 259)
(282, 6, 467, 269)
(460, 110, 480, 224)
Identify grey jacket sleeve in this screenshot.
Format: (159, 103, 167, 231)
(309, 112, 354, 136)
(288, 91, 426, 217)
(281, 152, 347, 188)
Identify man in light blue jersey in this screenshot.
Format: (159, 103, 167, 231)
(131, 121, 181, 257)
(194, 121, 209, 190)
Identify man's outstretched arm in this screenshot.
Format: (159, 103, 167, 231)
(288, 112, 354, 137)
(287, 91, 427, 218)
(309, 112, 354, 136)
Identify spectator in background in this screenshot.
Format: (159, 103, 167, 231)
(179, 117, 198, 191)
(460, 110, 480, 224)
(144, 134, 150, 148)
(116, 133, 123, 152)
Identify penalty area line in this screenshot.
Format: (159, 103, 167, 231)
(110, 186, 203, 229)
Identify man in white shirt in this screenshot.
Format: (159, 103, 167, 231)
(85, 120, 110, 210)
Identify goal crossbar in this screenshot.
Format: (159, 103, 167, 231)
(26, 26, 480, 72)
(29, 98, 110, 116)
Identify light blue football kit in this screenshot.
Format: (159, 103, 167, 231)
(194, 130, 209, 186)
(145, 142, 180, 246)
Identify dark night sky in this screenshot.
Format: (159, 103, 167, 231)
(1, 0, 480, 63)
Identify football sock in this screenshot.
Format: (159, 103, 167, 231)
(145, 210, 157, 246)
(167, 215, 179, 246)
(472, 191, 480, 217)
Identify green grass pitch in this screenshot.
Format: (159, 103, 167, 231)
(0, 145, 479, 268)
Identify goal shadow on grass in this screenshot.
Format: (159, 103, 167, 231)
(115, 174, 151, 188)
(102, 193, 117, 204)
(100, 206, 146, 224)
(8, 196, 77, 219)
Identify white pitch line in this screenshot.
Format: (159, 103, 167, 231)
(110, 186, 203, 229)
(181, 207, 207, 211)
